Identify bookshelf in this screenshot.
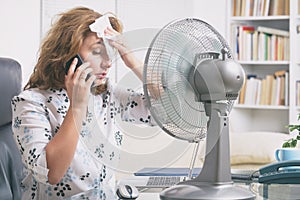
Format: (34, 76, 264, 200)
(227, 0, 300, 133)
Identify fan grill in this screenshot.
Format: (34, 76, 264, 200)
(144, 18, 234, 142)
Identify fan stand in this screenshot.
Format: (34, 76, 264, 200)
(160, 102, 255, 200)
(187, 141, 201, 180)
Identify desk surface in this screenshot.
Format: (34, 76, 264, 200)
(64, 187, 160, 200)
(64, 183, 300, 200)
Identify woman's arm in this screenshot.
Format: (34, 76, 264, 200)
(46, 59, 95, 184)
(105, 27, 143, 80)
(106, 28, 163, 99)
(45, 107, 82, 184)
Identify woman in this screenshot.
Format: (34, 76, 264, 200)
(11, 7, 152, 199)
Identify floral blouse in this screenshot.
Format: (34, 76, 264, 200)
(11, 82, 152, 199)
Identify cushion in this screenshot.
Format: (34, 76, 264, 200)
(229, 131, 291, 165)
(197, 131, 291, 165)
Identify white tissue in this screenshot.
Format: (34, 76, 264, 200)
(89, 14, 112, 37)
(89, 14, 116, 60)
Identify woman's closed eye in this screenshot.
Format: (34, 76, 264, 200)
(92, 43, 107, 55)
(92, 48, 102, 55)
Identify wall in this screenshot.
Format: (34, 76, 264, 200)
(0, 0, 40, 86)
(0, 0, 226, 87)
(192, 0, 227, 38)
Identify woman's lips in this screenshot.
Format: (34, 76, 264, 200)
(95, 73, 107, 79)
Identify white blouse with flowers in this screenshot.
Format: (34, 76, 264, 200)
(11, 82, 152, 199)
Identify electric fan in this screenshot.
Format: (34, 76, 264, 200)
(143, 18, 255, 200)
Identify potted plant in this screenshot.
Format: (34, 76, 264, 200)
(282, 113, 300, 148)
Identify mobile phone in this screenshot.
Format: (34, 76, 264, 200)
(65, 54, 83, 75)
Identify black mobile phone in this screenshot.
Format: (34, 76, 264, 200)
(65, 54, 83, 75)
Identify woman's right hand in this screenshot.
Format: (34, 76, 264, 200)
(64, 57, 96, 111)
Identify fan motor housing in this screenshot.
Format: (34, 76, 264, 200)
(192, 58, 245, 102)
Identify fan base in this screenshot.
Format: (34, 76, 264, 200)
(160, 183, 255, 200)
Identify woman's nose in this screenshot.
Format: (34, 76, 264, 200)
(102, 58, 112, 69)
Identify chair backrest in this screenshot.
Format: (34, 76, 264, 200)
(0, 57, 23, 199)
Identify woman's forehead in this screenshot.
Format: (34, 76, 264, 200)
(83, 33, 103, 46)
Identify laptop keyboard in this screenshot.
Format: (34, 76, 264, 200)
(146, 176, 181, 187)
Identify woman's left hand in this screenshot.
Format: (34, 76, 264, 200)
(104, 27, 143, 70)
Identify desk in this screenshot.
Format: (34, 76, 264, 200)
(63, 186, 161, 200)
(64, 183, 300, 200)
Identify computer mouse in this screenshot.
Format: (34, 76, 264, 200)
(116, 184, 139, 199)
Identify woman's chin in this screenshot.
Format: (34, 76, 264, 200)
(92, 82, 100, 87)
(91, 79, 108, 95)
(93, 79, 106, 87)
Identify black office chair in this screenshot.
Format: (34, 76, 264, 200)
(0, 57, 23, 199)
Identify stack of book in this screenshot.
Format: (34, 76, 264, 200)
(232, 0, 290, 17)
(238, 70, 288, 106)
(230, 25, 290, 61)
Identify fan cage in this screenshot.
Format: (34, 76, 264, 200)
(143, 18, 235, 142)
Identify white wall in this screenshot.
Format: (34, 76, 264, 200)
(0, 0, 226, 87)
(0, 0, 40, 86)
(192, 0, 227, 37)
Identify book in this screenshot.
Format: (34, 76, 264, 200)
(264, 0, 270, 16)
(269, 0, 288, 15)
(271, 75, 281, 105)
(255, 79, 262, 105)
(257, 26, 289, 37)
(284, 71, 289, 106)
(241, 0, 246, 16)
(274, 69, 287, 105)
(284, 0, 289, 15)
(252, 31, 259, 60)
(257, 0, 264, 16)
(265, 75, 274, 105)
(239, 79, 247, 104)
(260, 79, 267, 105)
(249, 0, 255, 16)
(274, 70, 286, 77)
(238, 25, 255, 60)
(258, 32, 266, 61)
(268, 0, 275, 15)
(279, 75, 285, 105)
(236, 0, 242, 16)
(244, 75, 259, 105)
(297, 25, 300, 34)
(232, 0, 237, 16)
(276, 0, 285, 15)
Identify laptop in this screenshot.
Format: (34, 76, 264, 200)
(118, 167, 258, 188)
